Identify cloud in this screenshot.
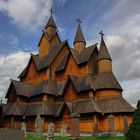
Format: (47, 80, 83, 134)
(122, 79, 140, 108)
(0, 0, 53, 31)
(106, 35, 140, 82)
(0, 51, 33, 101)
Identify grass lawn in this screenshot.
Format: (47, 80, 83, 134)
(26, 134, 125, 140)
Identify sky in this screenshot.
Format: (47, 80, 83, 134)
(0, 0, 140, 107)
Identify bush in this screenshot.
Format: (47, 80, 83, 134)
(125, 100, 140, 140)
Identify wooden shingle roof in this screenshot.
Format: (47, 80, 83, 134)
(3, 97, 134, 116)
(72, 98, 100, 114)
(55, 50, 69, 73)
(18, 40, 67, 78)
(45, 15, 57, 29)
(94, 72, 123, 91)
(96, 97, 135, 113)
(98, 36, 112, 61)
(18, 42, 97, 78)
(73, 23, 86, 45)
(66, 97, 135, 114)
(69, 72, 122, 92)
(3, 102, 64, 117)
(6, 79, 67, 98)
(70, 44, 97, 65)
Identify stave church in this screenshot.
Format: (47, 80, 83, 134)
(3, 11, 135, 133)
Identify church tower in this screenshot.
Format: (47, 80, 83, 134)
(38, 9, 61, 57)
(73, 19, 86, 53)
(44, 12, 57, 36)
(97, 31, 112, 73)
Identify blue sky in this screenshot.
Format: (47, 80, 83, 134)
(0, 0, 140, 106)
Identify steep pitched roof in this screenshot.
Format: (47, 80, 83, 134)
(3, 97, 134, 116)
(16, 73, 122, 99)
(69, 72, 122, 92)
(70, 44, 97, 65)
(19, 41, 97, 79)
(55, 50, 69, 73)
(73, 23, 86, 44)
(94, 72, 123, 91)
(66, 97, 134, 114)
(36, 40, 67, 70)
(45, 15, 57, 29)
(72, 98, 100, 114)
(98, 36, 112, 61)
(38, 30, 61, 47)
(6, 79, 67, 98)
(96, 97, 135, 113)
(3, 102, 64, 116)
(69, 75, 93, 93)
(18, 40, 67, 78)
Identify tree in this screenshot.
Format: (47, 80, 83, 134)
(125, 100, 140, 140)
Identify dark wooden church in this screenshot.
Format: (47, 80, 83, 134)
(3, 12, 134, 133)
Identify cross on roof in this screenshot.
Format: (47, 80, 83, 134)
(99, 30, 104, 37)
(49, 8, 54, 16)
(77, 18, 82, 24)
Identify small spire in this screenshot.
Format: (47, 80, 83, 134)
(99, 30, 104, 39)
(98, 31, 112, 61)
(73, 19, 86, 45)
(45, 9, 57, 29)
(49, 8, 54, 16)
(77, 18, 81, 24)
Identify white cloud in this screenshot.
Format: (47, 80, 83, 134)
(122, 79, 140, 108)
(0, 51, 32, 101)
(100, 35, 140, 108)
(0, 0, 53, 31)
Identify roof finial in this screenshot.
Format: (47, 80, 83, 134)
(77, 18, 82, 24)
(49, 8, 54, 16)
(99, 30, 104, 39)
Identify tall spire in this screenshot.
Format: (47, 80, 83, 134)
(73, 19, 86, 45)
(98, 31, 111, 61)
(45, 8, 57, 29)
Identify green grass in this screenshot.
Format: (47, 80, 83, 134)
(25, 134, 124, 140)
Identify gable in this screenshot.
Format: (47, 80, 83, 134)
(55, 54, 87, 81)
(38, 31, 61, 57)
(39, 34, 50, 57)
(21, 58, 39, 83)
(64, 78, 93, 101)
(6, 83, 17, 103)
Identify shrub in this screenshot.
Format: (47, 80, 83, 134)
(125, 100, 140, 140)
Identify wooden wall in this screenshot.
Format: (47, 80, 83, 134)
(64, 82, 93, 101)
(74, 42, 85, 54)
(22, 60, 50, 84)
(55, 55, 88, 81)
(7, 86, 17, 103)
(96, 90, 122, 98)
(98, 59, 112, 73)
(97, 114, 133, 132)
(39, 27, 60, 57)
(3, 113, 133, 133)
